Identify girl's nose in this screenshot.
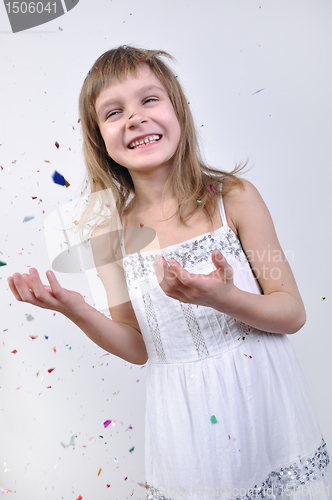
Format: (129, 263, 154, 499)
(127, 111, 147, 127)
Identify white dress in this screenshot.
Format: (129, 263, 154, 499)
(120, 194, 332, 500)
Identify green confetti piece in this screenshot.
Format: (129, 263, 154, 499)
(210, 415, 218, 424)
(129, 446, 135, 453)
(0, 261, 7, 267)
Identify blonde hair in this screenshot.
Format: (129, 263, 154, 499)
(77, 45, 246, 251)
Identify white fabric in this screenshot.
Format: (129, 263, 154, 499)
(121, 194, 331, 500)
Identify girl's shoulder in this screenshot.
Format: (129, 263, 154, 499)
(222, 179, 267, 235)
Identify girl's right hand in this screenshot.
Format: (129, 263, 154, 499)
(7, 268, 87, 318)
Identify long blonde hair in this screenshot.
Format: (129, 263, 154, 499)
(77, 45, 245, 250)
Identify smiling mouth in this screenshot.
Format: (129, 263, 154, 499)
(128, 135, 162, 149)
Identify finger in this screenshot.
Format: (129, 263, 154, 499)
(211, 250, 233, 281)
(11, 272, 39, 303)
(7, 276, 24, 301)
(28, 268, 51, 300)
(45, 270, 64, 300)
(168, 259, 191, 284)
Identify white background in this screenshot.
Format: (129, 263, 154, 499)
(0, 0, 331, 499)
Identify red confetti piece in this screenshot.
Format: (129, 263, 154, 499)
(76, 496, 83, 500)
(228, 435, 231, 439)
(51, 347, 57, 353)
(55, 141, 59, 148)
(138, 56, 144, 63)
(48, 368, 55, 373)
(107, 485, 110, 488)
(30, 335, 38, 340)
(11, 349, 17, 354)
(209, 184, 213, 191)
(140, 223, 144, 228)
(32, 196, 37, 200)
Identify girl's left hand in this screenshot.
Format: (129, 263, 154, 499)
(153, 249, 236, 310)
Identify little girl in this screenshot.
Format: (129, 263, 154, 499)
(8, 46, 332, 499)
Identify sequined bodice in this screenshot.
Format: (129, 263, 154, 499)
(121, 224, 262, 365)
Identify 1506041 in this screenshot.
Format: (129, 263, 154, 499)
(5, 2, 57, 14)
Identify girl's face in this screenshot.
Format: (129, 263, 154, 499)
(95, 65, 181, 176)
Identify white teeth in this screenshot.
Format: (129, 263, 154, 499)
(129, 135, 161, 149)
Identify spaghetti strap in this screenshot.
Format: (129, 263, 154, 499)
(218, 193, 229, 228)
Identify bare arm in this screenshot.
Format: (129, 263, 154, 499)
(154, 180, 306, 334)
(218, 179, 306, 333)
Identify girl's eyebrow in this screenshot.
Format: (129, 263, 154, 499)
(96, 84, 166, 118)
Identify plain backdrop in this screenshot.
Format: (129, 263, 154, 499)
(0, 1, 331, 499)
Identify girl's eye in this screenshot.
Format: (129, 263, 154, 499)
(144, 97, 158, 104)
(106, 110, 121, 119)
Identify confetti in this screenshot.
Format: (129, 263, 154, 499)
(0, 261, 6, 267)
(98, 468, 102, 476)
(61, 435, 76, 448)
(197, 200, 202, 203)
(322, 296, 326, 300)
(11, 350, 17, 354)
(252, 88, 265, 95)
(23, 216, 35, 223)
(48, 368, 55, 373)
(30, 336, 38, 340)
(52, 170, 70, 187)
(209, 184, 213, 191)
(104, 419, 116, 428)
(26, 314, 34, 321)
(138, 56, 144, 63)
(129, 446, 135, 453)
(55, 141, 60, 148)
(210, 415, 218, 424)
(140, 223, 144, 228)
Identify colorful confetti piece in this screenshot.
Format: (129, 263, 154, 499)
(23, 216, 35, 223)
(52, 170, 70, 187)
(26, 314, 34, 321)
(55, 141, 60, 148)
(98, 468, 102, 476)
(210, 415, 218, 424)
(48, 368, 55, 374)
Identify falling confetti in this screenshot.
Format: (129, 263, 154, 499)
(0, 261, 6, 267)
(52, 170, 70, 187)
(23, 216, 35, 223)
(210, 415, 218, 424)
(129, 446, 135, 453)
(26, 314, 34, 321)
(98, 468, 102, 476)
(61, 435, 76, 448)
(55, 141, 60, 148)
(104, 419, 116, 428)
(48, 368, 55, 374)
(209, 184, 213, 191)
(322, 296, 326, 300)
(11, 350, 17, 354)
(30, 336, 38, 340)
(252, 88, 265, 95)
